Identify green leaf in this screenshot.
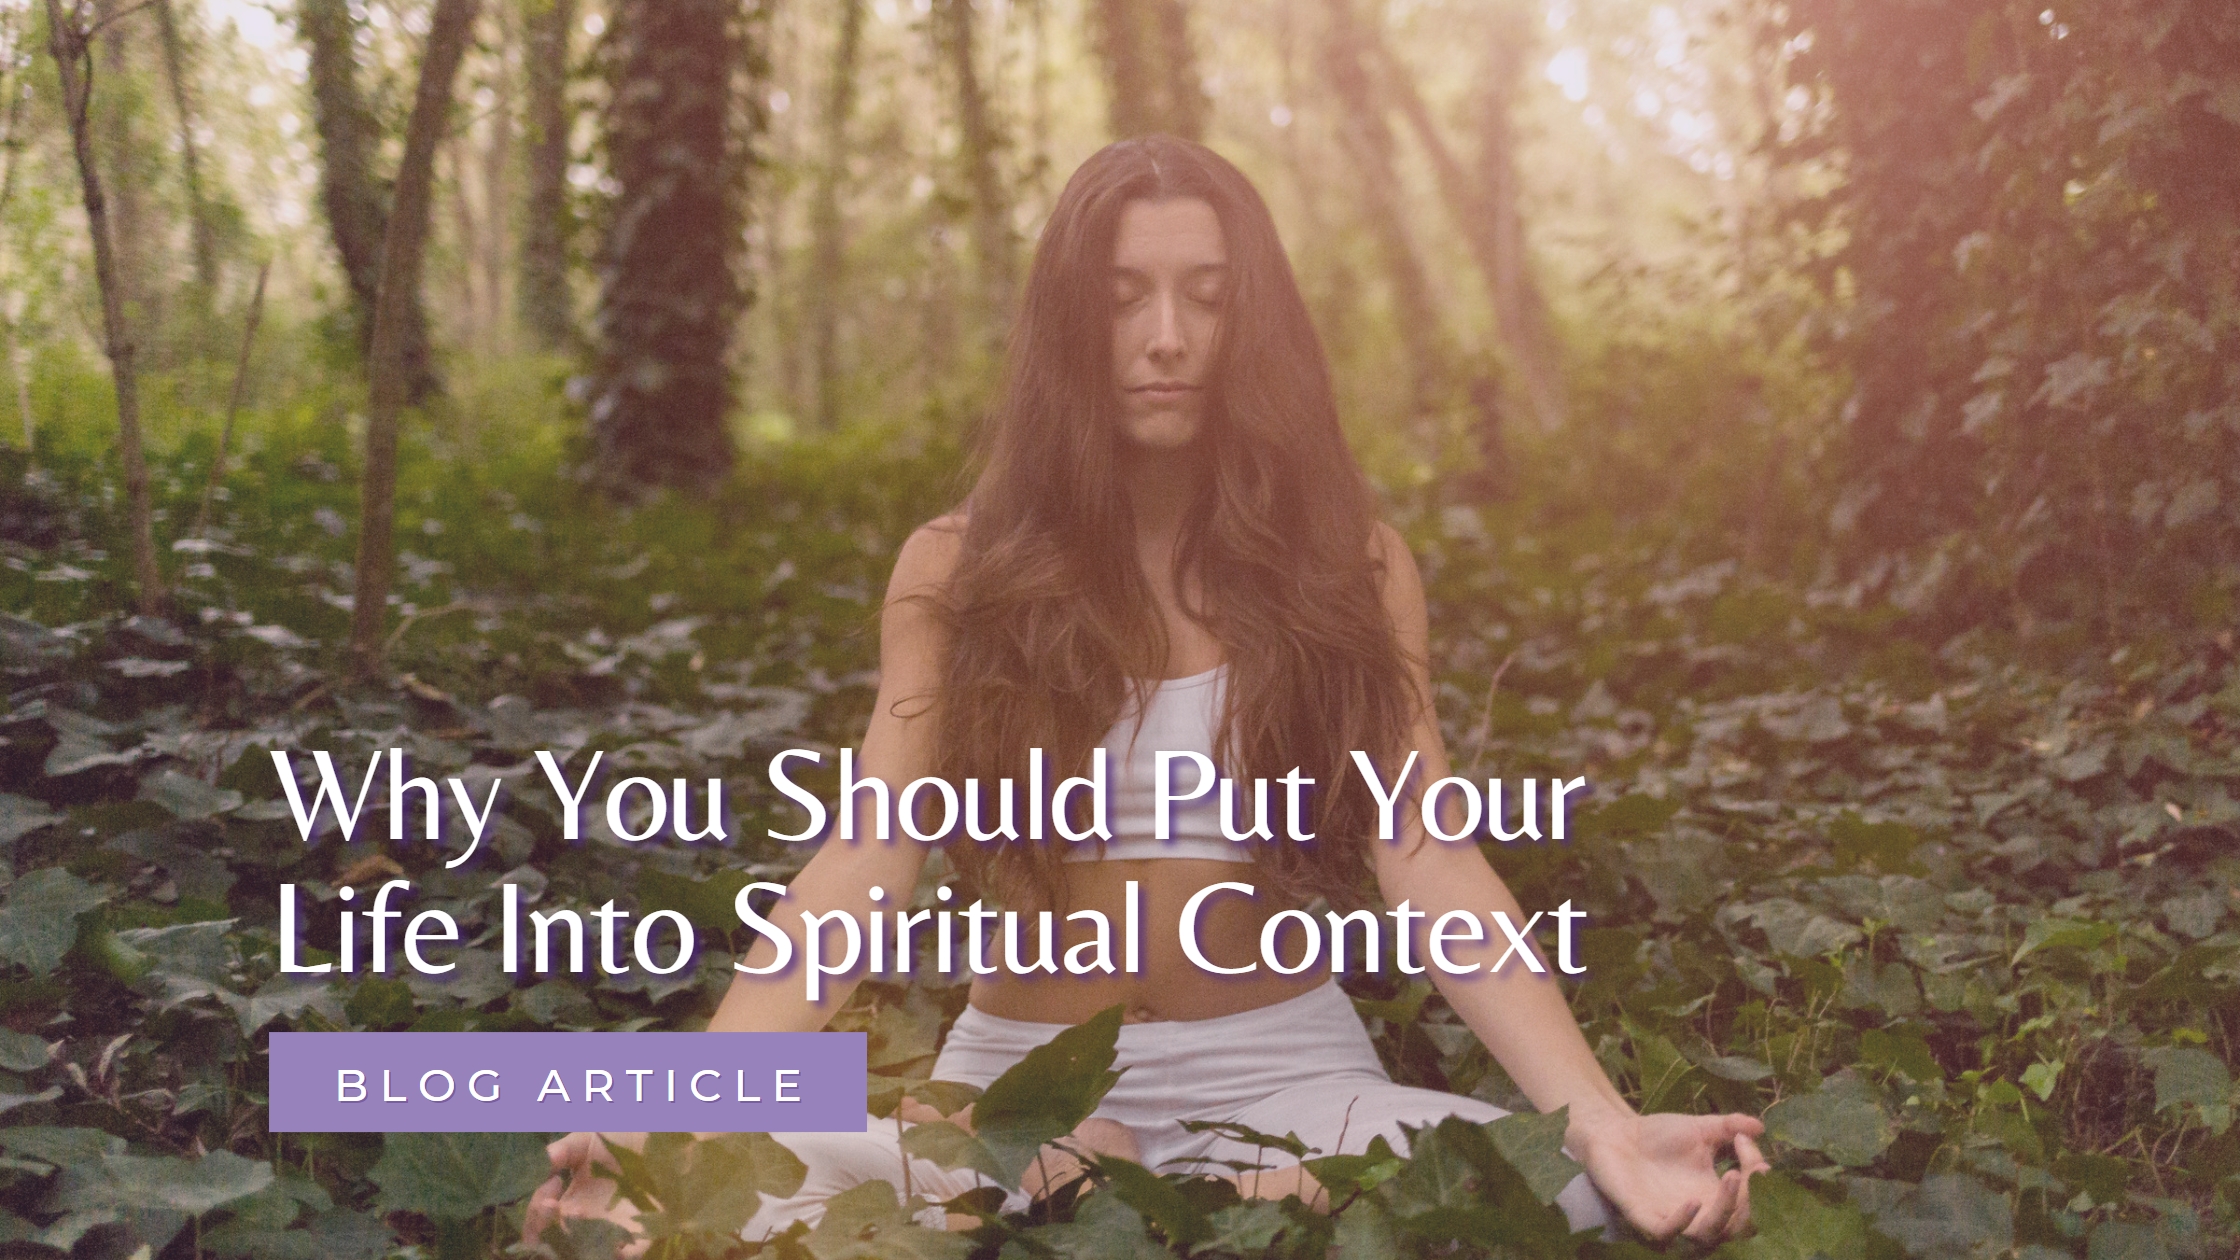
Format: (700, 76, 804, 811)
(898, 1119, 1005, 1183)
(1851, 1173, 2011, 1260)
(636, 1132, 809, 1244)
(1860, 1028, 1940, 1084)
(2013, 918, 2118, 964)
(1097, 1156, 1211, 1246)
(139, 768, 245, 820)
(1486, 1107, 1584, 1206)
(1302, 1134, 1403, 1199)
(0, 866, 110, 976)
(2141, 1046, 2232, 1134)
(0, 1126, 128, 1168)
(971, 1004, 1125, 1185)
(1203, 1199, 1295, 1253)
(1176, 1116, 1314, 1159)
(0, 1028, 50, 1072)
(54, 1149, 275, 1216)
(1012, 1190, 1171, 1260)
(0, 793, 65, 844)
(1719, 1173, 1869, 1260)
(2020, 1060, 2061, 1102)
(2088, 1221, 2171, 1260)
(1765, 1072, 1894, 1167)
(368, 1132, 553, 1218)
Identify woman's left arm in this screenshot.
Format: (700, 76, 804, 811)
(1365, 525, 1769, 1244)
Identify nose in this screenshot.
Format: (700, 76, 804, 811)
(1146, 290, 1187, 364)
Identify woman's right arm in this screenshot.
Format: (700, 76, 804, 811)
(705, 519, 961, 1031)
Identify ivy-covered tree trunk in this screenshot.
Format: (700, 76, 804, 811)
(299, 0, 440, 404)
(350, 0, 482, 673)
(1093, 0, 1207, 141)
(519, 0, 575, 349)
(807, 0, 864, 429)
(589, 0, 743, 495)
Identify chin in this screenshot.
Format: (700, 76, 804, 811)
(1122, 412, 1206, 451)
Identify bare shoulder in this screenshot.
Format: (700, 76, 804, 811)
(886, 513, 968, 605)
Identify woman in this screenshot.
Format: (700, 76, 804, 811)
(530, 136, 1768, 1246)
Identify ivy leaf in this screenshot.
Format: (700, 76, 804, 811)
(0, 867, 110, 976)
(1487, 1107, 1584, 1206)
(53, 1149, 275, 1216)
(1719, 1173, 1869, 1260)
(970, 1004, 1125, 1185)
(1851, 1173, 2011, 1260)
(368, 1132, 552, 1219)
(897, 1119, 1004, 1184)
(0, 793, 65, 844)
(1096, 1157, 1211, 1246)
(0, 1028, 51, 1072)
(636, 1132, 808, 1244)
(1765, 1072, 1894, 1167)
(138, 769, 244, 820)
(2140, 1046, 2232, 1134)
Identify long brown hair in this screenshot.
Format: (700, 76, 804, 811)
(932, 136, 1415, 910)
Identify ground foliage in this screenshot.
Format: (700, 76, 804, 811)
(0, 390, 2235, 1260)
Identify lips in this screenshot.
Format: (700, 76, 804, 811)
(1130, 383, 1200, 400)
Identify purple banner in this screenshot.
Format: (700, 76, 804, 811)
(269, 1032, 867, 1133)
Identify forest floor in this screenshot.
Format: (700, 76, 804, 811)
(0, 390, 2234, 1259)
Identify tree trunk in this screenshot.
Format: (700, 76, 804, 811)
(299, 0, 441, 403)
(350, 0, 482, 674)
(933, 0, 1013, 340)
(1152, 0, 1206, 142)
(1319, 0, 1446, 416)
(808, 0, 864, 429)
(1370, 9, 1566, 431)
(589, 0, 741, 495)
(479, 7, 512, 347)
(156, 0, 216, 299)
(92, 0, 158, 352)
(519, 0, 575, 349)
(45, 0, 162, 614)
(1092, 0, 1204, 141)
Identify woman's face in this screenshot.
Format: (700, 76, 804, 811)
(1109, 197, 1229, 452)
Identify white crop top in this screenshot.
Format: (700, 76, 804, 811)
(1064, 664, 1255, 864)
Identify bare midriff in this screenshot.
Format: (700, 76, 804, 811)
(967, 857, 1329, 1025)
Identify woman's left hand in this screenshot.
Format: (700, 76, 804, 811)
(1567, 1110, 1770, 1244)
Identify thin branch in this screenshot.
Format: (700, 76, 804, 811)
(194, 259, 270, 536)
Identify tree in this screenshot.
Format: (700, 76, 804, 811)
(806, 0, 863, 428)
(518, 0, 575, 349)
(587, 0, 748, 494)
(1777, 0, 2240, 633)
(1092, 0, 1207, 140)
(1370, 2, 1567, 432)
(1318, 0, 1449, 418)
(932, 0, 1014, 341)
(349, 0, 482, 673)
(299, 0, 441, 403)
(45, 0, 162, 614)
(155, 0, 214, 299)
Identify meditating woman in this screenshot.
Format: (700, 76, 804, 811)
(528, 135, 1767, 1246)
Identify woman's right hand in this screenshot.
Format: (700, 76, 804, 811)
(521, 1131, 649, 1256)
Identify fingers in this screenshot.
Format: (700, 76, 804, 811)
(1734, 1132, 1771, 1174)
(1681, 1169, 1746, 1245)
(894, 1099, 943, 1125)
(1646, 1197, 1701, 1242)
(1730, 1163, 1756, 1236)
(521, 1174, 563, 1248)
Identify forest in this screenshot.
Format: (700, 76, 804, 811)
(0, 0, 2236, 1256)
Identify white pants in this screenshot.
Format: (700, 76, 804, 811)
(743, 982, 1612, 1237)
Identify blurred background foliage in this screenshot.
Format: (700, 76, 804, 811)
(0, 0, 2236, 1257)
